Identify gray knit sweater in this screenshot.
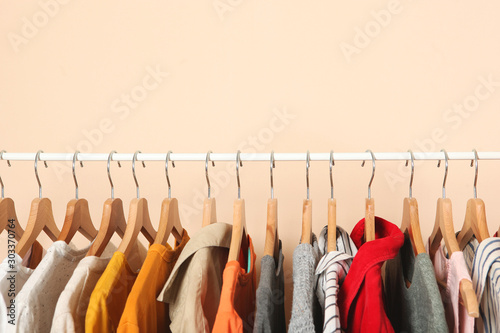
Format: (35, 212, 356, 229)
(384, 234, 449, 333)
(288, 234, 322, 333)
(253, 240, 286, 333)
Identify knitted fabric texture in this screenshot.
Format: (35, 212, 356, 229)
(253, 240, 285, 333)
(289, 234, 322, 333)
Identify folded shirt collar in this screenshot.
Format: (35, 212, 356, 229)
(160, 222, 232, 295)
(315, 226, 358, 275)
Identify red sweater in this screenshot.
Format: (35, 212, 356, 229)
(338, 217, 404, 333)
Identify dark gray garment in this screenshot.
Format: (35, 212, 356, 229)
(253, 240, 286, 333)
(384, 234, 449, 333)
(288, 234, 323, 333)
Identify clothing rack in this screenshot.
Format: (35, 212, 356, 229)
(2, 151, 500, 162)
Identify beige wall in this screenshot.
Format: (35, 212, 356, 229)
(1, 0, 500, 322)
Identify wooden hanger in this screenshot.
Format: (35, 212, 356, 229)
(228, 152, 249, 262)
(265, 199, 279, 257)
(400, 151, 426, 255)
(327, 199, 337, 251)
(264, 152, 279, 258)
(154, 152, 184, 245)
(16, 151, 61, 258)
(0, 198, 23, 241)
(202, 198, 217, 227)
(0, 153, 24, 240)
(58, 199, 97, 243)
(457, 150, 489, 248)
(155, 198, 184, 244)
(327, 151, 337, 252)
(401, 198, 425, 254)
(428, 150, 479, 318)
(87, 151, 128, 257)
(202, 151, 217, 227)
(301, 151, 312, 244)
(457, 199, 489, 248)
(117, 151, 157, 258)
(363, 150, 376, 242)
(87, 198, 127, 257)
(57, 152, 98, 243)
(228, 199, 248, 262)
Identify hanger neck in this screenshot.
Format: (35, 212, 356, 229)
(264, 198, 278, 259)
(301, 199, 312, 244)
(327, 198, 337, 252)
(228, 198, 248, 262)
(202, 198, 217, 227)
(364, 198, 375, 242)
(401, 197, 426, 255)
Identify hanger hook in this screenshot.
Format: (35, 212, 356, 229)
(205, 151, 215, 198)
(270, 151, 275, 199)
(437, 149, 449, 199)
(236, 150, 243, 199)
(166, 151, 175, 199)
(0, 150, 11, 199)
(330, 150, 335, 200)
(405, 150, 415, 198)
(361, 150, 376, 199)
(107, 150, 121, 199)
(34, 150, 48, 199)
(132, 150, 146, 199)
(306, 150, 310, 200)
(471, 149, 478, 199)
(72, 151, 84, 199)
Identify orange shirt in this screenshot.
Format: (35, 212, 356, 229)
(85, 252, 139, 333)
(213, 235, 257, 333)
(117, 230, 190, 333)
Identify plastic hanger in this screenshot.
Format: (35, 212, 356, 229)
(87, 151, 128, 257)
(57, 151, 98, 243)
(457, 149, 489, 249)
(428, 150, 479, 318)
(154, 151, 184, 245)
(16, 150, 61, 258)
(202, 151, 217, 227)
(117, 151, 157, 258)
(264, 151, 279, 259)
(0, 151, 24, 241)
(327, 151, 337, 252)
(362, 150, 375, 242)
(301, 151, 312, 245)
(400, 150, 426, 255)
(228, 151, 249, 262)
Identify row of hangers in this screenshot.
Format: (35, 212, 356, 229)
(0, 149, 250, 271)
(397, 149, 486, 319)
(0, 150, 184, 260)
(0, 149, 493, 317)
(279, 148, 485, 319)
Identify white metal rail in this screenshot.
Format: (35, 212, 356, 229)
(0, 151, 499, 162)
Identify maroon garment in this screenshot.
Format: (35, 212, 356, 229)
(338, 217, 404, 333)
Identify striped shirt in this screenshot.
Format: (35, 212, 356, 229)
(461, 237, 500, 333)
(315, 226, 358, 333)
